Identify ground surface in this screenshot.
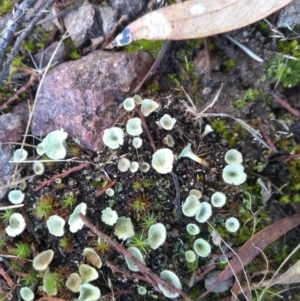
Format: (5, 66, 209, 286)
(1, 1, 300, 301)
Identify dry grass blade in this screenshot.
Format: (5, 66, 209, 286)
(199, 213, 300, 299)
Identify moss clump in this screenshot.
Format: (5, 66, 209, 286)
(61, 192, 77, 209)
(131, 195, 151, 214)
(265, 39, 300, 88)
(94, 238, 110, 254)
(0, 0, 15, 15)
(43, 272, 64, 296)
(124, 39, 163, 57)
(34, 194, 56, 219)
(234, 88, 265, 108)
(9, 243, 32, 259)
(0, 209, 13, 222)
(140, 212, 158, 230)
(211, 119, 226, 134)
(64, 37, 82, 59)
(127, 232, 150, 254)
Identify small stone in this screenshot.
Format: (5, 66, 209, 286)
(64, 2, 103, 48)
(205, 271, 233, 293)
(0, 113, 24, 199)
(33, 42, 70, 69)
(31, 51, 153, 152)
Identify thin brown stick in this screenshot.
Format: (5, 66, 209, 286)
(133, 40, 172, 94)
(79, 214, 193, 301)
(20, 207, 41, 244)
(257, 118, 277, 151)
(107, 261, 151, 283)
(270, 91, 300, 117)
(35, 297, 68, 301)
(0, 75, 37, 111)
(95, 179, 117, 197)
(33, 162, 90, 191)
(0, 264, 14, 288)
(101, 288, 135, 299)
(138, 109, 157, 152)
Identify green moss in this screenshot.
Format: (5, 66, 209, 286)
(127, 232, 150, 254)
(94, 237, 110, 254)
(124, 39, 163, 57)
(0, 0, 15, 15)
(131, 195, 151, 214)
(64, 38, 81, 59)
(133, 178, 152, 190)
(22, 39, 36, 52)
(43, 272, 64, 296)
(34, 194, 56, 219)
(234, 88, 265, 108)
(20, 269, 38, 287)
(211, 119, 226, 134)
(0, 209, 13, 222)
(140, 212, 158, 229)
(265, 39, 300, 88)
(224, 59, 236, 71)
(59, 236, 71, 250)
(61, 192, 77, 209)
(147, 80, 161, 93)
(9, 243, 32, 259)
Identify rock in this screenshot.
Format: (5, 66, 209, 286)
(64, 2, 103, 48)
(277, 0, 300, 28)
(31, 50, 153, 152)
(204, 270, 233, 293)
(109, 0, 148, 19)
(33, 42, 70, 69)
(0, 113, 24, 199)
(99, 6, 119, 36)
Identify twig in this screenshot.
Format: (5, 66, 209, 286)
(0, 0, 56, 82)
(171, 172, 182, 227)
(0, 204, 24, 210)
(0, 0, 38, 69)
(0, 75, 37, 111)
(35, 296, 68, 301)
(0, 264, 14, 288)
(101, 288, 134, 299)
(107, 261, 151, 283)
(138, 109, 157, 152)
(133, 40, 172, 94)
(270, 91, 300, 117)
(95, 179, 117, 197)
(257, 118, 277, 151)
(33, 162, 90, 191)
(20, 207, 41, 244)
(79, 214, 193, 301)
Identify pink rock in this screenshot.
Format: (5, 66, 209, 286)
(0, 113, 24, 199)
(31, 50, 153, 152)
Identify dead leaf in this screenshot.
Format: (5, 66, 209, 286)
(199, 213, 300, 299)
(110, 0, 293, 47)
(262, 260, 300, 286)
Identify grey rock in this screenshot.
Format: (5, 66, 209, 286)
(31, 50, 153, 152)
(0, 113, 24, 199)
(205, 270, 233, 293)
(99, 6, 119, 36)
(277, 0, 300, 28)
(64, 2, 103, 48)
(33, 42, 70, 69)
(109, 0, 148, 19)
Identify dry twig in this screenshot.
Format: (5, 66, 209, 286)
(79, 214, 193, 301)
(95, 179, 117, 197)
(33, 162, 90, 191)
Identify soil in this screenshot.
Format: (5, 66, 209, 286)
(1, 2, 300, 301)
